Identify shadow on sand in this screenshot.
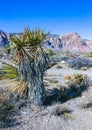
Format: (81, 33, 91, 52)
(45, 84, 89, 105)
(0, 111, 20, 129)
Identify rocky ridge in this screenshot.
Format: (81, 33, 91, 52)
(0, 30, 92, 53)
(0, 30, 9, 47)
(45, 32, 92, 53)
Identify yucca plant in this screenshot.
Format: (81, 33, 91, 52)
(0, 63, 28, 96)
(9, 28, 50, 108)
(0, 63, 19, 80)
(23, 28, 49, 46)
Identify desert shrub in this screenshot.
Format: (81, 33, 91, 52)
(47, 49, 56, 57)
(69, 73, 90, 91)
(64, 75, 71, 80)
(0, 90, 16, 128)
(59, 73, 90, 101)
(52, 55, 69, 63)
(50, 105, 71, 116)
(0, 89, 25, 128)
(0, 63, 29, 97)
(68, 57, 92, 69)
(72, 73, 87, 85)
(88, 52, 92, 57)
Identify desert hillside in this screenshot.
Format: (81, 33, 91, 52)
(0, 30, 92, 130)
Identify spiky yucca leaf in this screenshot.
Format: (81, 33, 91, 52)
(0, 63, 28, 96)
(29, 28, 49, 46)
(0, 63, 20, 80)
(9, 80, 28, 96)
(10, 30, 31, 63)
(10, 28, 49, 62)
(10, 31, 30, 48)
(20, 27, 49, 47)
(14, 47, 30, 63)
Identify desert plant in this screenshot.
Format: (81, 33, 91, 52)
(0, 63, 19, 80)
(49, 105, 75, 119)
(9, 28, 50, 108)
(0, 63, 28, 97)
(47, 49, 56, 57)
(69, 73, 90, 92)
(88, 52, 92, 57)
(59, 73, 90, 102)
(0, 89, 16, 128)
(68, 57, 92, 69)
(64, 75, 71, 80)
(71, 73, 88, 85)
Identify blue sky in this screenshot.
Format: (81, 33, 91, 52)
(0, 0, 92, 39)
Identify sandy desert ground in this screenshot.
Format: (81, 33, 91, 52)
(0, 58, 92, 130)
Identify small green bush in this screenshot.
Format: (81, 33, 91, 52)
(47, 49, 56, 57)
(88, 52, 92, 57)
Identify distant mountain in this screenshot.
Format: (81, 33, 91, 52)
(44, 32, 92, 53)
(1, 30, 92, 53)
(0, 30, 9, 48)
(47, 34, 59, 38)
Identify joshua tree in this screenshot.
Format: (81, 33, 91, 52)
(9, 28, 49, 108)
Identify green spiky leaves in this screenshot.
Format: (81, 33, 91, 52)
(0, 63, 28, 96)
(0, 63, 20, 80)
(11, 28, 49, 48)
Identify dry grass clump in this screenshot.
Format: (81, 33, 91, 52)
(60, 73, 89, 91)
(0, 63, 28, 97)
(58, 73, 90, 102)
(88, 52, 92, 57)
(65, 73, 90, 94)
(64, 75, 71, 80)
(0, 89, 26, 128)
(49, 105, 75, 120)
(71, 73, 89, 86)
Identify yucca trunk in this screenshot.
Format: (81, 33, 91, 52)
(28, 74, 46, 107)
(18, 47, 49, 108)
(18, 62, 46, 107)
